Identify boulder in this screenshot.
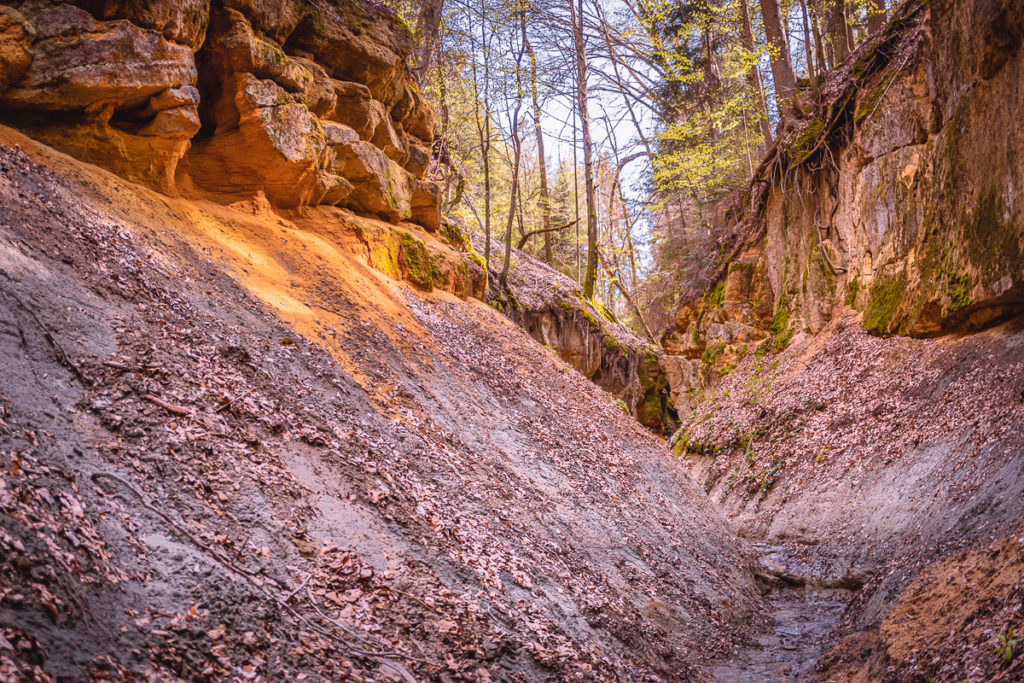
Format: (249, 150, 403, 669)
(336, 140, 414, 221)
(391, 83, 435, 143)
(404, 140, 431, 177)
(4, 5, 197, 111)
(221, 0, 303, 45)
(0, 4, 199, 191)
(76, 0, 210, 49)
(202, 8, 334, 116)
(371, 116, 407, 165)
(0, 7, 31, 94)
(410, 180, 440, 232)
(285, 0, 413, 105)
(188, 73, 331, 207)
(0, 0, 441, 216)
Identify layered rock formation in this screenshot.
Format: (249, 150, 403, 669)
(487, 246, 678, 434)
(0, 0, 440, 228)
(663, 0, 1024, 408)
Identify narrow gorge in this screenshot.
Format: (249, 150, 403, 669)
(0, 0, 1022, 681)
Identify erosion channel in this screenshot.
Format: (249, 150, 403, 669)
(2, 0, 1024, 681)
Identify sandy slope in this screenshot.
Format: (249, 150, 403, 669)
(0, 126, 764, 681)
(676, 310, 1024, 681)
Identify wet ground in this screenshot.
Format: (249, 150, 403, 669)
(711, 544, 855, 682)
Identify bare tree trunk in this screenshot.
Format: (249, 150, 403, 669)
(811, 2, 828, 71)
(478, 6, 493, 267)
(573, 113, 580, 281)
(799, 0, 817, 94)
(523, 16, 553, 264)
(570, 0, 598, 299)
(412, 0, 444, 74)
(739, 0, 773, 147)
(760, 0, 797, 110)
(829, 0, 851, 64)
(867, 0, 886, 34)
(500, 12, 528, 287)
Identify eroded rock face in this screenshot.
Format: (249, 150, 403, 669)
(0, 3, 199, 190)
(488, 245, 679, 434)
(0, 0, 439, 227)
(663, 0, 1024, 407)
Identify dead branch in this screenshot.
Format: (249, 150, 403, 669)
(144, 393, 191, 416)
(515, 220, 578, 250)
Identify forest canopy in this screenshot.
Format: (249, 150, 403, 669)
(384, 0, 890, 334)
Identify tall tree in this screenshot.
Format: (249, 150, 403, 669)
(798, 0, 817, 94)
(828, 0, 852, 64)
(739, 0, 773, 147)
(500, 8, 528, 287)
(569, 0, 598, 299)
(412, 0, 445, 74)
(759, 0, 797, 110)
(469, 2, 494, 267)
(867, 0, 887, 34)
(523, 6, 553, 263)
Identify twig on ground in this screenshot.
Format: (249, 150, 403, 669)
(144, 393, 191, 416)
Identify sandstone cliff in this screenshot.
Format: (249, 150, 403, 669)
(661, 1, 1024, 679)
(663, 0, 1024, 408)
(0, 0, 440, 226)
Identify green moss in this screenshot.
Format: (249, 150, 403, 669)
(368, 240, 401, 279)
(944, 272, 972, 314)
(762, 301, 795, 354)
(441, 221, 471, 250)
(856, 86, 886, 124)
(573, 292, 603, 327)
(864, 270, 908, 335)
(604, 335, 625, 352)
(594, 300, 618, 324)
(728, 261, 753, 275)
(400, 232, 433, 290)
(701, 341, 727, 365)
(790, 116, 825, 164)
(964, 184, 1023, 282)
(430, 253, 446, 287)
(466, 250, 486, 269)
(846, 274, 861, 307)
(705, 281, 726, 311)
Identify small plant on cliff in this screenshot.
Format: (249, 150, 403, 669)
(704, 281, 726, 311)
(995, 626, 1022, 664)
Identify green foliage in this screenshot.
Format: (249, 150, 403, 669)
(995, 626, 1022, 665)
